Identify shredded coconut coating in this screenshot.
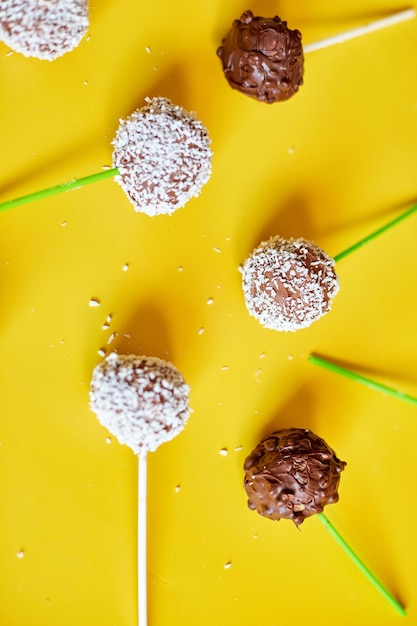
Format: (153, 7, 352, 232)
(0, 0, 89, 60)
(242, 236, 339, 332)
(112, 97, 212, 216)
(90, 353, 190, 456)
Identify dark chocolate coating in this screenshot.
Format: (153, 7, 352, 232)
(217, 10, 304, 103)
(244, 429, 346, 526)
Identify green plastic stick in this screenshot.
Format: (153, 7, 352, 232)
(318, 513, 406, 616)
(334, 203, 417, 262)
(0, 167, 119, 212)
(309, 354, 417, 407)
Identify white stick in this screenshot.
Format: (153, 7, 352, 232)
(304, 8, 415, 53)
(138, 454, 148, 626)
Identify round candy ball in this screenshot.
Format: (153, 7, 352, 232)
(217, 10, 304, 103)
(0, 0, 89, 60)
(90, 353, 190, 456)
(244, 428, 346, 526)
(241, 235, 339, 332)
(112, 97, 212, 216)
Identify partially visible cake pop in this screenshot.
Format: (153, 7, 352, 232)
(0, 0, 89, 61)
(244, 428, 346, 526)
(112, 97, 213, 216)
(241, 236, 339, 332)
(89, 352, 190, 456)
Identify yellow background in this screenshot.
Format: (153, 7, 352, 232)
(1, 1, 417, 625)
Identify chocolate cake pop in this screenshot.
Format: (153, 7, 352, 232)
(89, 352, 190, 456)
(0, 0, 89, 61)
(244, 428, 346, 526)
(112, 97, 212, 216)
(217, 8, 415, 104)
(217, 10, 303, 103)
(241, 236, 339, 332)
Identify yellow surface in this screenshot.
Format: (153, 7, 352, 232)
(1, 1, 417, 625)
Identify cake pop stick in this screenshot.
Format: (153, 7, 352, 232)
(309, 354, 417, 406)
(317, 513, 406, 617)
(241, 202, 417, 331)
(217, 8, 415, 103)
(303, 8, 415, 53)
(244, 429, 406, 616)
(334, 202, 417, 262)
(0, 97, 212, 216)
(90, 353, 191, 626)
(138, 454, 148, 626)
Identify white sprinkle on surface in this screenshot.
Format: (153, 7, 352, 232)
(112, 97, 212, 216)
(89, 298, 101, 307)
(219, 448, 228, 456)
(90, 353, 190, 455)
(16, 550, 24, 559)
(224, 561, 232, 569)
(242, 236, 339, 332)
(122, 263, 129, 272)
(198, 327, 205, 335)
(98, 348, 106, 357)
(0, 0, 89, 60)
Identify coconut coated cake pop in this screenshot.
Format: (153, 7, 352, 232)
(112, 97, 212, 216)
(217, 10, 304, 103)
(90, 353, 190, 456)
(244, 428, 346, 526)
(241, 236, 339, 332)
(0, 0, 89, 60)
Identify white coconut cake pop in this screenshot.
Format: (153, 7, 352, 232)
(90, 352, 190, 455)
(112, 97, 212, 216)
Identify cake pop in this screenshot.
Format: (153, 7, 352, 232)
(217, 8, 415, 103)
(244, 428, 346, 526)
(90, 352, 191, 626)
(217, 10, 303, 103)
(0, 97, 213, 216)
(112, 97, 212, 216)
(0, 0, 89, 61)
(89, 352, 190, 455)
(241, 236, 339, 332)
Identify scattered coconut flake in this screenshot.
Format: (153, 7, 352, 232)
(207, 297, 214, 305)
(89, 298, 101, 307)
(224, 561, 232, 569)
(198, 327, 205, 335)
(98, 348, 106, 357)
(219, 448, 228, 456)
(122, 263, 129, 272)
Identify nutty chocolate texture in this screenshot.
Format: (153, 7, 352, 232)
(217, 10, 304, 103)
(244, 429, 346, 526)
